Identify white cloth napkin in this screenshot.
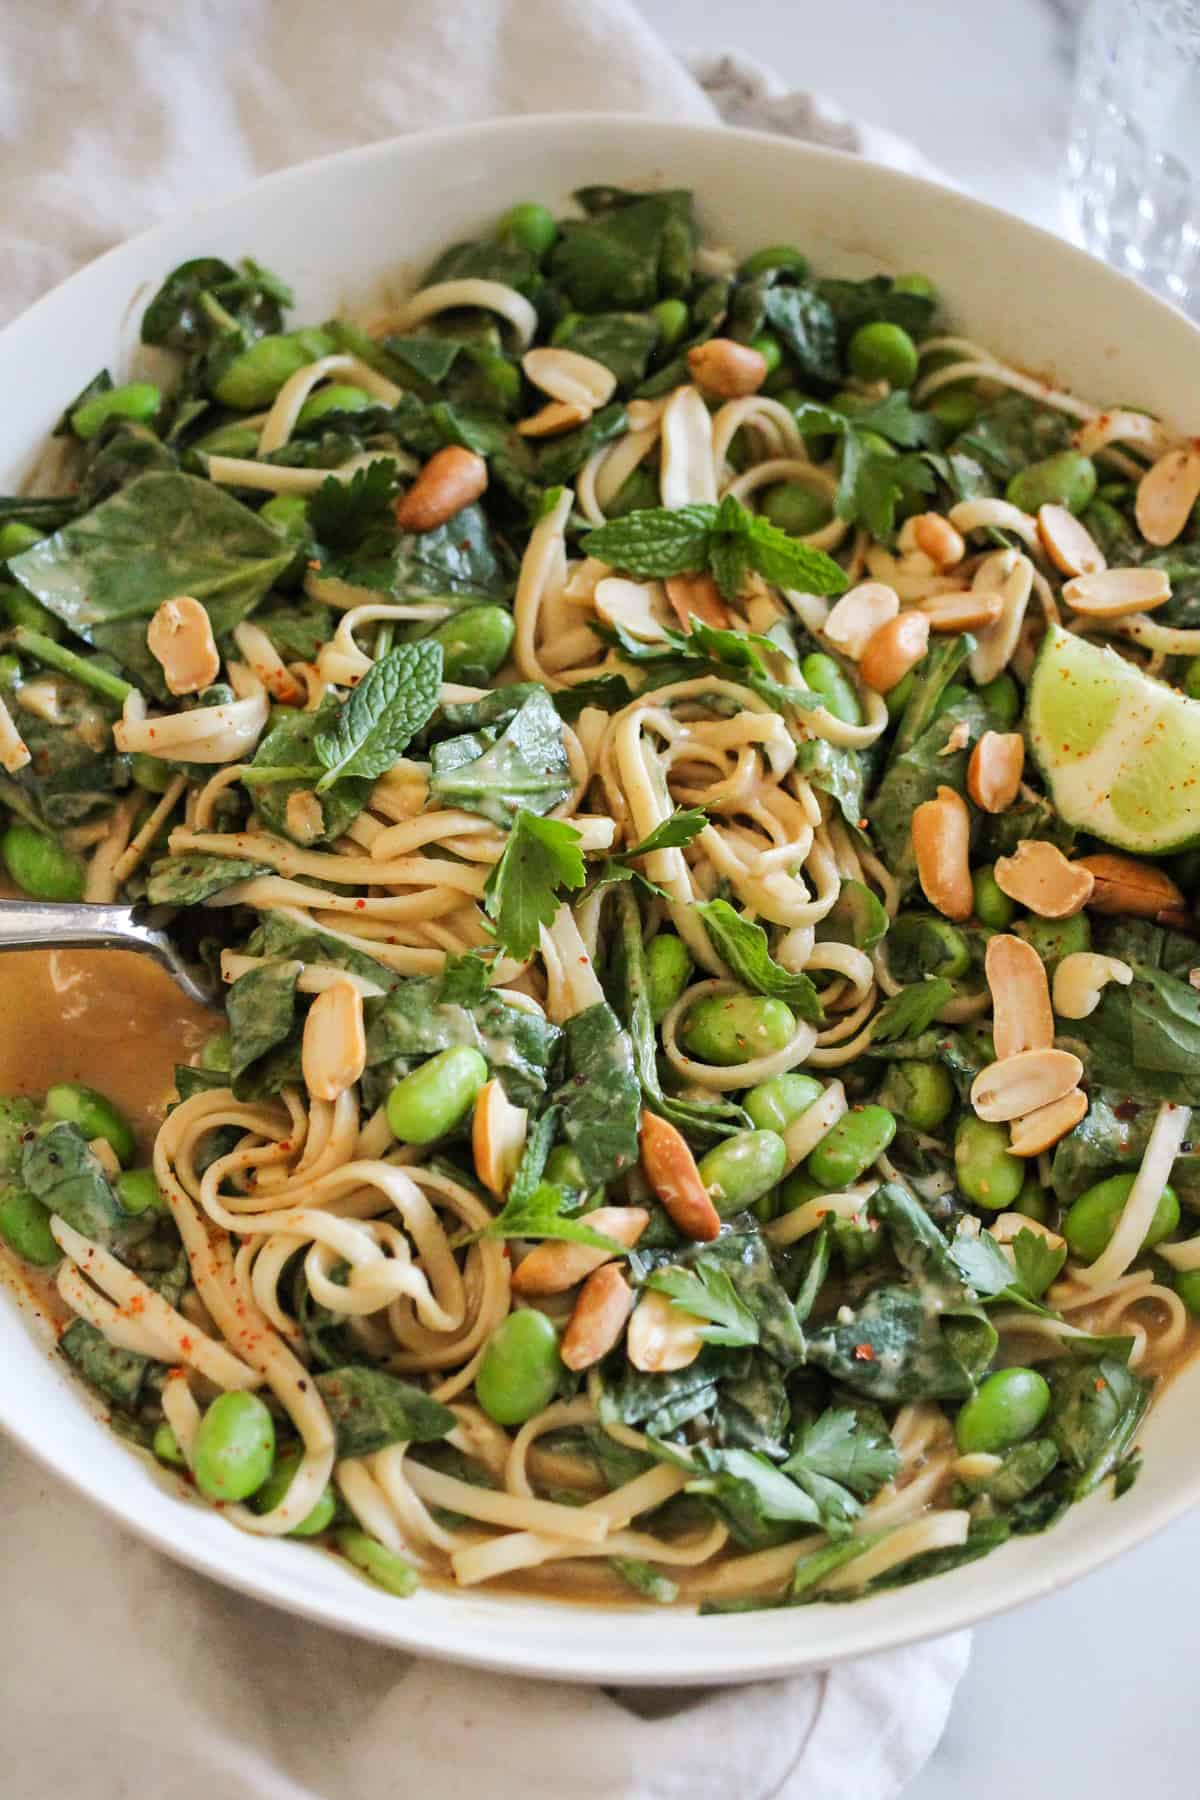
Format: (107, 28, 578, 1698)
(0, 3, 970, 1794)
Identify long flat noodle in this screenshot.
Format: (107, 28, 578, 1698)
(450, 1464, 689, 1587)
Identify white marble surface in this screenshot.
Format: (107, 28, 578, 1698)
(634, 0, 1200, 1792)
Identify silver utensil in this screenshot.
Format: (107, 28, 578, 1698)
(0, 900, 220, 1009)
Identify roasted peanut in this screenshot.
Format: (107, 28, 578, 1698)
(640, 1109, 721, 1242)
(912, 512, 966, 569)
(560, 1264, 636, 1371)
(665, 572, 731, 631)
(1052, 951, 1133, 1021)
(912, 784, 973, 921)
(686, 338, 768, 399)
(823, 582, 899, 659)
(1008, 1088, 1089, 1157)
(1061, 566, 1171, 617)
(395, 446, 488, 531)
(967, 549, 1034, 685)
(146, 595, 220, 696)
(510, 1207, 649, 1297)
(1136, 444, 1200, 547)
(967, 730, 1025, 813)
(522, 346, 616, 411)
(994, 840, 1094, 918)
(918, 591, 1005, 632)
(472, 1078, 528, 1197)
(301, 982, 366, 1102)
(985, 934, 1055, 1060)
(970, 1047, 1084, 1123)
(1074, 852, 1185, 918)
(859, 609, 931, 693)
(517, 399, 591, 438)
(626, 1285, 704, 1373)
(1036, 504, 1106, 577)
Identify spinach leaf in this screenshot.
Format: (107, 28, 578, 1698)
(684, 1447, 822, 1544)
(60, 1319, 153, 1408)
(694, 898, 824, 1022)
(247, 910, 400, 990)
(609, 1558, 679, 1604)
(645, 1263, 759, 1347)
(868, 1517, 1013, 1592)
(429, 688, 571, 826)
(10, 473, 292, 646)
(21, 1123, 125, 1247)
(365, 973, 559, 1112)
(536, 404, 629, 486)
(313, 641, 442, 788)
(713, 1355, 791, 1457)
(1045, 1355, 1151, 1499)
(817, 878, 889, 952)
(245, 701, 372, 844)
(482, 811, 586, 961)
(550, 190, 695, 310)
(805, 1284, 996, 1401)
(871, 977, 955, 1043)
(964, 1437, 1060, 1507)
(240, 595, 333, 663)
(550, 313, 659, 387)
(1049, 1090, 1166, 1207)
(4, 677, 125, 829)
(796, 737, 867, 832)
(1063, 960, 1200, 1105)
(888, 633, 976, 763)
(141, 256, 290, 354)
(226, 961, 301, 1099)
(817, 275, 937, 341)
(760, 283, 841, 384)
(598, 1353, 724, 1438)
(553, 1002, 641, 1188)
(314, 1366, 455, 1457)
(953, 392, 1075, 483)
(146, 854, 270, 906)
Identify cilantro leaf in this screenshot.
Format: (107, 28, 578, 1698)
(313, 640, 443, 789)
(684, 1447, 823, 1536)
(645, 1264, 760, 1348)
(854, 391, 941, 450)
(948, 1225, 1016, 1298)
(482, 811, 586, 961)
(948, 1223, 1066, 1306)
(870, 976, 954, 1043)
(483, 1180, 628, 1252)
(626, 809, 707, 856)
(1011, 1227, 1067, 1301)
(790, 400, 938, 541)
(783, 1406, 900, 1500)
(696, 898, 825, 1023)
(582, 504, 715, 577)
(855, 452, 937, 542)
(309, 459, 401, 550)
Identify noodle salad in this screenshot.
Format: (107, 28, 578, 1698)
(4, 186, 1200, 1609)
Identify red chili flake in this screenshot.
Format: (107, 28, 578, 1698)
(180, 1335, 194, 1352)
(816, 1208, 827, 1220)
(355, 898, 366, 910)
(1094, 1378, 1107, 1392)
(854, 1343, 876, 1362)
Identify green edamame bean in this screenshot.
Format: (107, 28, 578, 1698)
(131, 753, 173, 794)
(888, 913, 971, 980)
(0, 1095, 37, 1178)
(259, 493, 310, 539)
(430, 605, 514, 684)
(778, 1169, 824, 1213)
(1014, 1177, 1050, 1224)
(1015, 913, 1091, 966)
(651, 298, 689, 349)
(954, 1116, 1024, 1210)
(977, 671, 1021, 727)
(497, 201, 557, 259)
(0, 654, 20, 692)
(750, 332, 783, 376)
(252, 1443, 336, 1536)
(116, 1168, 164, 1215)
(744, 1072, 824, 1135)
(892, 272, 938, 302)
(211, 328, 335, 409)
(193, 1391, 275, 1502)
(801, 652, 862, 726)
(879, 1060, 955, 1131)
(386, 1046, 489, 1145)
(678, 994, 797, 1067)
(0, 1188, 59, 1265)
(955, 1367, 1050, 1454)
(1064, 1172, 1179, 1264)
(1184, 658, 1200, 702)
(1175, 1269, 1200, 1318)
(45, 1082, 135, 1166)
(3, 824, 84, 902)
(645, 934, 693, 1025)
(607, 465, 659, 519)
(152, 1422, 187, 1468)
(848, 321, 919, 387)
(807, 1106, 897, 1189)
(739, 244, 809, 280)
(71, 382, 161, 441)
(335, 1526, 419, 1596)
(544, 1145, 589, 1198)
(698, 1129, 787, 1216)
(885, 669, 915, 721)
(476, 1308, 561, 1425)
(3, 587, 63, 639)
(929, 390, 981, 432)
(192, 420, 261, 457)
(199, 1029, 232, 1073)
(295, 384, 373, 428)
(0, 522, 42, 559)
(972, 864, 1015, 928)
(762, 482, 835, 538)
(1005, 451, 1097, 516)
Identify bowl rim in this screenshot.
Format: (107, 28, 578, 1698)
(3, 107, 1200, 1684)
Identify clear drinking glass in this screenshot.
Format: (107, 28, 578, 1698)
(1064, 0, 1200, 319)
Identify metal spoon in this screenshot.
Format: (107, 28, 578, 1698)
(0, 899, 221, 1009)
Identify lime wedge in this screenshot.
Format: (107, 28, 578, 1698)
(1027, 624, 1200, 854)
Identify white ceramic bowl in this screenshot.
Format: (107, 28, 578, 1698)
(3, 114, 1198, 1686)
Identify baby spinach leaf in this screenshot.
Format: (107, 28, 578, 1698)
(251, 596, 335, 664)
(597, 1353, 724, 1438)
(817, 274, 936, 341)
(871, 977, 955, 1043)
(141, 256, 290, 354)
(248, 910, 400, 991)
(888, 632, 976, 763)
(314, 1366, 455, 1457)
(805, 1285, 996, 1401)
(761, 283, 841, 384)
(645, 1263, 759, 1347)
(483, 1180, 628, 1253)
(713, 1355, 791, 1457)
(868, 1517, 1013, 1592)
(226, 961, 301, 1100)
(554, 1002, 641, 1188)
(966, 1437, 1060, 1508)
(60, 1319, 153, 1408)
(551, 312, 659, 387)
(1064, 961, 1200, 1105)
(1046, 1355, 1151, 1499)
(313, 641, 442, 788)
(21, 1122, 125, 1247)
(671, 1229, 807, 1371)
(954, 392, 1074, 483)
(817, 878, 888, 952)
(868, 696, 990, 894)
(796, 738, 867, 833)
(609, 1558, 679, 1604)
(1049, 1090, 1156, 1207)
(308, 460, 400, 550)
(550, 190, 695, 310)
(694, 898, 824, 1023)
(429, 687, 571, 826)
(146, 854, 270, 906)
(10, 472, 292, 643)
(482, 811, 586, 960)
(245, 701, 372, 843)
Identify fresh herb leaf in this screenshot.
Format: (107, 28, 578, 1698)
(146, 853, 270, 906)
(313, 641, 442, 789)
(308, 460, 401, 550)
(609, 1557, 679, 1604)
(61, 1319, 153, 1408)
(790, 1535, 881, 1602)
(817, 878, 889, 952)
(784, 1406, 900, 1499)
(314, 1366, 455, 1457)
(871, 977, 955, 1043)
(482, 811, 586, 961)
(21, 1122, 124, 1247)
(645, 1264, 760, 1348)
(1061, 960, 1200, 1106)
(582, 504, 715, 579)
(554, 1002, 642, 1188)
(1011, 1229, 1067, 1300)
(483, 1180, 628, 1253)
(855, 451, 937, 542)
(1046, 1355, 1151, 1500)
(582, 498, 846, 599)
(226, 961, 301, 1099)
(695, 898, 824, 1022)
(684, 1447, 822, 1543)
(429, 688, 572, 826)
(626, 809, 708, 856)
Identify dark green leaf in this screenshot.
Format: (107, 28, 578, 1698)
(783, 1405, 900, 1499)
(550, 191, 695, 310)
(314, 1366, 455, 1457)
(762, 284, 841, 384)
(685, 1447, 822, 1543)
(817, 878, 888, 951)
(246, 701, 372, 843)
(645, 1264, 759, 1347)
(1046, 1355, 1151, 1499)
(796, 738, 867, 833)
(482, 811, 586, 961)
(483, 1180, 629, 1253)
(308, 460, 401, 550)
(21, 1123, 124, 1246)
(146, 854, 270, 906)
(626, 809, 707, 856)
(429, 688, 571, 826)
(582, 504, 715, 579)
(226, 961, 300, 1099)
(694, 899, 824, 1022)
(871, 977, 954, 1043)
(314, 641, 442, 788)
(60, 1319, 152, 1408)
(551, 313, 659, 387)
(554, 1002, 641, 1188)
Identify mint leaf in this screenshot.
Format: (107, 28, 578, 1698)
(870, 976, 954, 1043)
(309, 459, 400, 550)
(737, 508, 847, 596)
(482, 811, 586, 961)
(1011, 1228, 1067, 1301)
(582, 504, 715, 578)
(695, 898, 824, 1023)
(645, 1264, 760, 1348)
(626, 809, 707, 856)
(313, 640, 442, 789)
(710, 532, 748, 602)
(484, 1180, 628, 1252)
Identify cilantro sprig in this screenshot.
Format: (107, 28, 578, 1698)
(583, 494, 847, 602)
(645, 1263, 760, 1348)
(482, 811, 586, 961)
(792, 392, 939, 541)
